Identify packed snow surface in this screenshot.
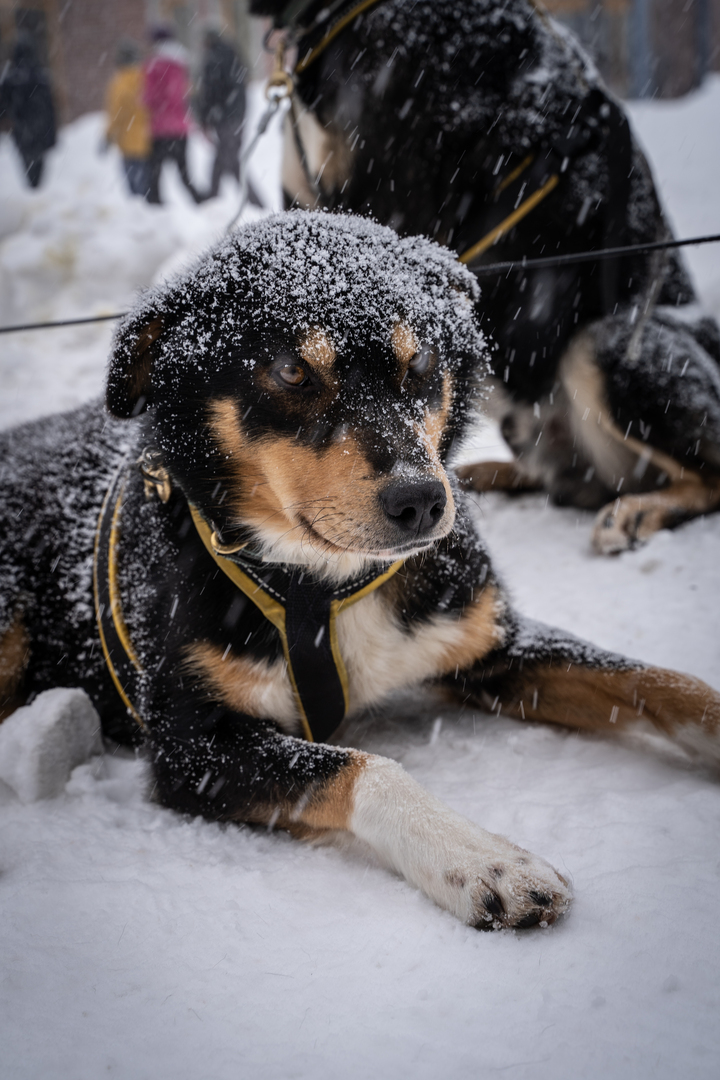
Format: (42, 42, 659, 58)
(1, 80, 720, 1080)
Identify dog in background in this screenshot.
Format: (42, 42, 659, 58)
(251, 0, 720, 553)
(1, 213, 719, 929)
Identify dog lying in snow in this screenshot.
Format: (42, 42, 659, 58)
(251, 0, 720, 553)
(1, 213, 718, 929)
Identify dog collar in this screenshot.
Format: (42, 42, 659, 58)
(190, 504, 403, 743)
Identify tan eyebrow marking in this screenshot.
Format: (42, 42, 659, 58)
(298, 328, 337, 368)
(392, 323, 419, 367)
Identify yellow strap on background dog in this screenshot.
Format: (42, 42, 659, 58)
(459, 173, 559, 265)
(295, 0, 386, 74)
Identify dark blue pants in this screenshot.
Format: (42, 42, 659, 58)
(123, 157, 149, 197)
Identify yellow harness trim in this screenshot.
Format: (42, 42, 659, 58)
(93, 473, 146, 730)
(295, 0, 385, 74)
(494, 153, 534, 195)
(93, 472, 404, 744)
(190, 503, 402, 742)
(108, 483, 142, 672)
(459, 173, 560, 265)
(189, 505, 315, 738)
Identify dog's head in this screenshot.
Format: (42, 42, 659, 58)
(108, 212, 486, 577)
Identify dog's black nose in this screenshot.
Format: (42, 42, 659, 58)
(380, 479, 447, 536)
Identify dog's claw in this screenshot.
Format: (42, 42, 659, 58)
(444, 846, 572, 931)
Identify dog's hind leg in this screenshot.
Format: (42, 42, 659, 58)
(562, 322, 720, 551)
(0, 616, 30, 720)
(462, 619, 720, 768)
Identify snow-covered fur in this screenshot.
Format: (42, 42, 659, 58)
(252, 0, 720, 548)
(1, 212, 719, 929)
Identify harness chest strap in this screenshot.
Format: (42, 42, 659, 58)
(93, 467, 403, 742)
(190, 505, 403, 743)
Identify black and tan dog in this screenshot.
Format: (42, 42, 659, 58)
(1, 213, 718, 929)
(251, 0, 720, 552)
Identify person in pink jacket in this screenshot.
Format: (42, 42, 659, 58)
(143, 26, 200, 204)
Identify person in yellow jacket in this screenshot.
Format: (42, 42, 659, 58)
(105, 40, 151, 196)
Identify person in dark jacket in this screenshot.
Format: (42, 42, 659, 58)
(0, 34, 56, 188)
(196, 28, 261, 203)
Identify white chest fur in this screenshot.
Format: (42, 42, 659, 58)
(198, 585, 503, 737)
(256, 586, 502, 735)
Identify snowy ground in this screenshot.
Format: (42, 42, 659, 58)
(1, 81, 720, 1080)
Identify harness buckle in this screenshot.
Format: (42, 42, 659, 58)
(210, 531, 246, 556)
(138, 447, 172, 503)
(266, 37, 294, 101)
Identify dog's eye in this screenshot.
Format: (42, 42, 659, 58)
(408, 343, 435, 377)
(275, 362, 309, 388)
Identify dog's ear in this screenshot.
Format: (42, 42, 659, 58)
(106, 312, 164, 418)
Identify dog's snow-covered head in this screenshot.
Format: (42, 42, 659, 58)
(107, 211, 487, 576)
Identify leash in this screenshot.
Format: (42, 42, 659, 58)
(93, 459, 403, 742)
(3, 233, 719, 335)
(225, 38, 295, 233)
(467, 232, 720, 277)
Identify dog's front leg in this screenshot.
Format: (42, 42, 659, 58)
(461, 619, 720, 767)
(348, 755, 571, 928)
(455, 460, 542, 494)
(148, 703, 570, 928)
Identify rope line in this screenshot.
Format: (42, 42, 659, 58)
(0, 312, 128, 333)
(468, 231, 720, 277)
(1, 232, 719, 335)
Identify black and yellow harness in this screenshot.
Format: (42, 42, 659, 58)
(276, 0, 562, 264)
(94, 463, 402, 742)
(276, 0, 631, 277)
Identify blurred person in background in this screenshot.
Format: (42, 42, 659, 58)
(196, 27, 261, 204)
(0, 33, 56, 188)
(104, 39, 151, 197)
(143, 25, 200, 205)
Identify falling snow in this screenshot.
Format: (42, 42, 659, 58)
(0, 76, 720, 1080)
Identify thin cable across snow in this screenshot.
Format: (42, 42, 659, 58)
(1, 231, 719, 334)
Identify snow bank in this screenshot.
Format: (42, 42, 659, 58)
(0, 688, 102, 802)
(1, 79, 720, 1080)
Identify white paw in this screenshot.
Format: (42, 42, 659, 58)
(350, 757, 572, 929)
(434, 830, 572, 929)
